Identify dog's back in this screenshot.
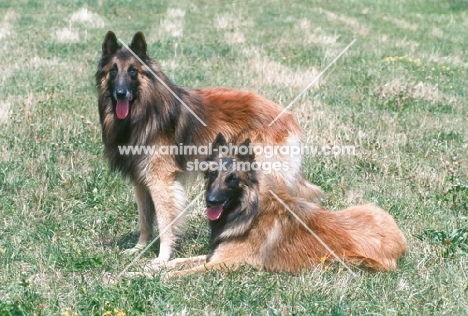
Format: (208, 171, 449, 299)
(222, 192, 408, 272)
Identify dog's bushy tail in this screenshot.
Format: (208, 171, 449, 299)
(314, 204, 408, 271)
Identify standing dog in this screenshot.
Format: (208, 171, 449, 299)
(151, 134, 407, 276)
(96, 31, 321, 262)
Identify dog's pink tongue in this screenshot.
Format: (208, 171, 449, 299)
(116, 99, 129, 120)
(206, 205, 223, 221)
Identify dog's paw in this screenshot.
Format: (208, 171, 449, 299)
(121, 244, 145, 256)
(143, 258, 169, 272)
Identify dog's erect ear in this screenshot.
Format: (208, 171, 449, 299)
(102, 31, 118, 57)
(130, 31, 147, 59)
(213, 133, 227, 148)
(210, 133, 227, 159)
(237, 138, 255, 163)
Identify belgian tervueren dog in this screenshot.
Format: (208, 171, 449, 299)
(146, 134, 408, 276)
(96, 31, 322, 263)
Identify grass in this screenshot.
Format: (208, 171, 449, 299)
(1, 0, 467, 314)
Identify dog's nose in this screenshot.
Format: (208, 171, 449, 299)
(206, 194, 225, 206)
(115, 88, 128, 100)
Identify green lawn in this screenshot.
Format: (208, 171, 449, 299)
(1, 0, 467, 315)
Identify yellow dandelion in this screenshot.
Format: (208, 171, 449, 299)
(0, 248, 5, 254)
(103, 311, 111, 316)
(383, 57, 395, 63)
(320, 256, 326, 262)
(324, 265, 329, 271)
(117, 312, 126, 316)
(431, 67, 435, 71)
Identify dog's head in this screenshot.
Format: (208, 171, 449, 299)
(96, 31, 150, 120)
(204, 133, 258, 226)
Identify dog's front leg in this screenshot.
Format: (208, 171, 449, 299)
(165, 260, 239, 278)
(144, 255, 208, 272)
(147, 173, 186, 263)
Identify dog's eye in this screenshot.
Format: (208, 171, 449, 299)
(226, 173, 238, 183)
(209, 170, 218, 179)
(110, 65, 118, 76)
(128, 67, 137, 77)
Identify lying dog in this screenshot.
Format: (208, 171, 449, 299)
(142, 134, 408, 276)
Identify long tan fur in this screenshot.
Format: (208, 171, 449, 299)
(149, 136, 407, 276)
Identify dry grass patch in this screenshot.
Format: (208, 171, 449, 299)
(430, 27, 444, 38)
(426, 53, 468, 67)
(383, 17, 418, 31)
(70, 8, 105, 28)
(0, 101, 10, 124)
(243, 47, 319, 88)
(215, 13, 239, 29)
(294, 19, 339, 46)
(214, 13, 252, 30)
(375, 78, 457, 103)
(394, 38, 419, 51)
(323, 10, 370, 36)
(55, 28, 80, 43)
(154, 8, 186, 39)
(225, 30, 245, 44)
(214, 13, 251, 44)
(0, 10, 16, 40)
